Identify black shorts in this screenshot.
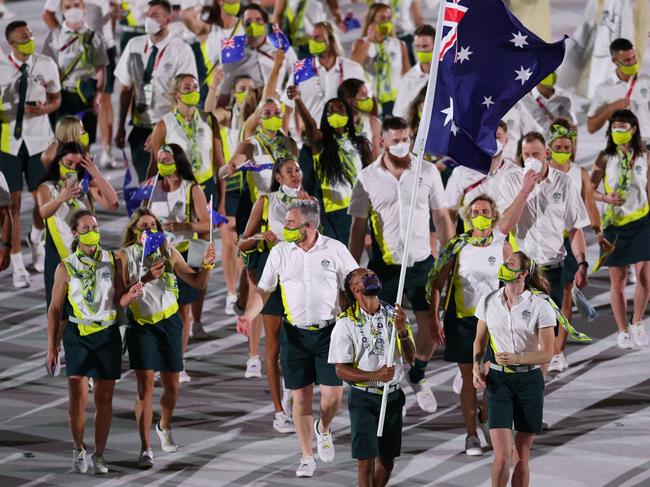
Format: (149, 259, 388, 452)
(561, 237, 578, 286)
(126, 312, 184, 372)
(349, 387, 405, 459)
(63, 323, 122, 380)
(247, 250, 283, 316)
(280, 322, 342, 390)
(370, 255, 434, 311)
(0, 143, 45, 192)
(487, 368, 544, 434)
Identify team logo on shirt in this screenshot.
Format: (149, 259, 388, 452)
(163, 62, 173, 72)
(552, 191, 563, 202)
(488, 256, 497, 266)
(101, 271, 111, 280)
(321, 258, 331, 268)
(641, 87, 648, 98)
(521, 310, 532, 321)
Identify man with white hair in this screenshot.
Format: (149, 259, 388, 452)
(237, 199, 357, 479)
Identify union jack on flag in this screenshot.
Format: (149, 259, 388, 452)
(438, 0, 467, 61)
(221, 35, 246, 64)
(293, 56, 317, 84)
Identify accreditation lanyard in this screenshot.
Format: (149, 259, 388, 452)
(626, 75, 638, 100)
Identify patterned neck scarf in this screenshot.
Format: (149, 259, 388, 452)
(425, 232, 493, 302)
(375, 41, 396, 103)
(603, 149, 635, 228)
(174, 108, 202, 173)
(530, 289, 591, 343)
(70, 246, 102, 314)
(336, 134, 359, 187)
(255, 130, 294, 161)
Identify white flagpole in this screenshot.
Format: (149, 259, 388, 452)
(377, 0, 448, 437)
(146, 173, 160, 209)
(137, 232, 148, 282)
(209, 195, 214, 243)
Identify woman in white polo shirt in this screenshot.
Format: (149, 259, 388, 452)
(427, 195, 510, 456)
(473, 251, 556, 487)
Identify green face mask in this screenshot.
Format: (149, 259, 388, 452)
(327, 113, 348, 129)
(471, 215, 493, 231)
(15, 39, 36, 55)
(261, 115, 283, 132)
(78, 230, 100, 246)
(282, 223, 306, 243)
(377, 21, 393, 36)
(157, 162, 177, 177)
(356, 97, 373, 113)
(234, 91, 247, 105)
(416, 50, 433, 64)
(245, 22, 266, 38)
(79, 131, 90, 148)
(497, 263, 524, 283)
(611, 129, 633, 146)
(540, 72, 557, 88)
(60, 163, 78, 178)
(179, 90, 200, 107)
(308, 38, 328, 56)
(618, 62, 639, 76)
(551, 151, 571, 164)
(222, 1, 240, 16)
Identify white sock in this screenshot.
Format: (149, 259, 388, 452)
(30, 226, 44, 243)
(10, 252, 26, 272)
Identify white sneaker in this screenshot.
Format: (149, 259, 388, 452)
(224, 293, 237, 316)
(137, 448, 154, 469)
(412, 378, 438, 413)
(273, 412, 295, 433)
(91, 453, 108, 474)
(191, 321, 210, 340)
(27, 233, 45, 272)
(617, 331, 634, 349)
(628, 266, 637, 284)
(559, 351, 570, 370)
(245, 355, 262, 378)
(548, 354, 564, 373)
(88, 377, 94, 393)
(99, 149, 111, 168)
(179, 369, 191, 384)
(12, 269, 30, 289)
(281, 384, 293, 416)
(156, 421, 178, 453)
(295, 455, 316, 478)
(465, 435, 483, 456)
(72, 447, 88, 473)
(452, 369, 463, 394)
(314, 418, 335, 463)
(629, 322, 649, 347)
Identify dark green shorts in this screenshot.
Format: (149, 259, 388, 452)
(541, 266, 563, 337)
(320, 208, 351, 246)
(177, 249, 200, 305)
(63, 323, 122, 380)
(247, 250, 283, 316)
(349, 387, 405, 459)
(126, 313, 184, 372)
(280, 321, 342, 390)
(487, 368, 544, 434)
(0, 143, 45, 192)
(370, 255, 434, 311)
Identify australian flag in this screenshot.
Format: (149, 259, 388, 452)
(269, 24, 290, 53)
(422, 0, 566, 173)
(122, 150, 141, 216)
(293, 57, 317, 85)
(141, 230, 165, 256)
(210, 207, 228, 226)
(221, 35, 246, 64)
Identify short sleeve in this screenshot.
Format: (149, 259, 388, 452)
(428, 164, 445, 210)
(43, 0, 58, 11)
(175, 42, 198, 78)
(564, 183, 589, 230)
(113, 39, 133, 87)
(43, 57, 61, 94)
(92, 34, 109, 67)
(336, 243, 360, 287)
(327, 320, 355, 364)
(587, 85, 607, 117)
(41, 31, 55, 60)
(348, 177, 371, 218)
(258, 245, 281, 292)
(444, 167, 465, 210)
(537, 299, 556, 329)
(474, 293, 488, 321)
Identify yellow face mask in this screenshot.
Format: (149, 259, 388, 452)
(540, 72, 557, 88)
(234, 91, 247, 105)
(78, 230, 100, 246)
(327, 113, 348, 129)
(245, 22, 266, 38)
(356, 97, 373, 113)
(60, 163, 78, 178)
(79, 131, 90, 148)
(416, 50, 433, 64)
(308, 39, 328, 56)
(611, 129, 633, 146)
(551, 151, 571, 164)
(471, 215, 493, 231)
(261, 115, 283, 132)
(15, 39, 36, 55)
(376, 21, 393, 36)
(222, 1, 240, 16)
(157, 162, 176, 177)
(179, 90, 200, 107)
(618, 62, 639, 76)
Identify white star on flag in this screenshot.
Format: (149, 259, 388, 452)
(482, 96, 494, 108)
(510, 31, 528, 48)
(441, 97, 454, 127)
(456, 45, 473, 63)
(514, 65, 532, 85)
(450, 121, 459, 136)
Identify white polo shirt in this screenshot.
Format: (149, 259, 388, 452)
(283, 56, 368, 122)
(444, 159, 522, 213)
(328, 302, 412, 388)
(393, 63, 429, 118)
(0, 53, 60, 156)
(258, 234, 358, 328)
(284, 0, 328, 43)
(43, 0, 115, 48)
(114, 33, 197, 127)
(476, 288, 555, 356)
(219, 38, 298, 95)
(348, 155, 446, 266)
(513, 167, 589, 266)
(588, 72, 650, 143)
(502, 101, 543, 161)
(521, 86, 577, 133)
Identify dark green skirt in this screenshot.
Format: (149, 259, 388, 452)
(603, 214, 650, 267)
(126, 312, 184, 372)
(63, 323, 122, 380)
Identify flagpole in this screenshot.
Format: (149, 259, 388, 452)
(137, 233, 148, 282)
(209, 195, 214, 244)
(147, 173, 159, 209)
(377, 0, 448, 437)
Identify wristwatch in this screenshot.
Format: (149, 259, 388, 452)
(577, 261, 589, 269)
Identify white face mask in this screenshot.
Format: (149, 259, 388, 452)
(63, 7, 84, 24)
(281, 185, 299, 197)
(494, 139, 503, 157)
(524, 157, 543, 174)
(145, 17, 162, 35)
(388, 142, 410, 159)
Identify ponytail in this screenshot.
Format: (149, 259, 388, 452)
(515, 251, 551, 295)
